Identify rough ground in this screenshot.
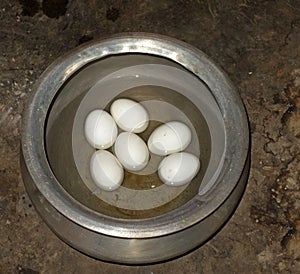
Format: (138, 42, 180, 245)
(1, 0, 300, 273)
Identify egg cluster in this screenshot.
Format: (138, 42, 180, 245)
(84, 98, 200, 192)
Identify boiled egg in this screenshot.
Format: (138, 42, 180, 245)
(90, 150, 124, 191)
(110, 98, 149, 133)
(148, 121, 192, 156)
(158, 152, 200, 186)
(114, 132, 149, 171)
(84, 109, 118, 149)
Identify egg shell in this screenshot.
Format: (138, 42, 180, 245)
(158, 152, 200, 186)
(114, 132, 149, 171)
(84, 109, 118, 149)
(110, 98, 149, 133)
(148, 121, 192, 156)
(90, 150, 124, 191)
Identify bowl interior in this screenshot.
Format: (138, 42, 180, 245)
(45, 53, 225, 219)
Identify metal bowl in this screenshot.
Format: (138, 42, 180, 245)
(21, 33, 250, 264)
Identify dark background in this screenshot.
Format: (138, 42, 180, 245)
(1, 0, 300, 273)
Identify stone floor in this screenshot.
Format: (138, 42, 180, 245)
(0, 0, 300, 273)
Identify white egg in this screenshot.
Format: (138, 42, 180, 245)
(148, 121, 192, 156)
(84, 109, 118, 149)
(114, 132, 149, 171)
(158, 152, 200, 186)
(110, 98, 149, 133)
(90, 150, 124, 191)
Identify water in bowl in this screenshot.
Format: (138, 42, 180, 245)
(45, 54, 212, 219)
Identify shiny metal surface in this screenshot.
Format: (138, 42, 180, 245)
(21, 33, 250, 264)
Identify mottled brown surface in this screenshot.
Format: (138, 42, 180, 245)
(1, 0, 300, 273)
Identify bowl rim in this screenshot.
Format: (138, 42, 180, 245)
(21, 32, 249, 238)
